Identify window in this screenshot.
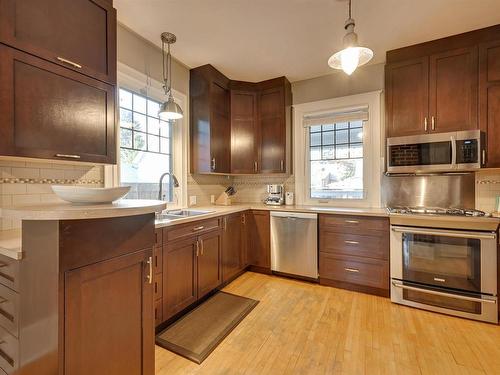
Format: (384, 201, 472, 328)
(309, 120, 364, 200)
(119, 88, 173, 200)
(293, 91, 382, 208)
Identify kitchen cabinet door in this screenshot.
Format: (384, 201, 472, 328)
(222, 214, 244, 282)
(210, 82, 231, 173)
(385, 57, 429, 137)
(163, 238, 198, 320)
(231, 90, 259, 173)
(0, 0, 116, 84)
(247, 211, 270, 269)
(479, 40, 500, 167)
(64, 249, 154, 375)
(259, 87, 287, 173)
(0, 44, 116, 164)
(197, 230, 222, 299)
(429, 47, 478, 132)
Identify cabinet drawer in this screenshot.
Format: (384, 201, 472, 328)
(0, 285, 18, 338)
(320, 215, 389, 236)
(0, 256, 19, 292)
(0, 325, 18, 374)
(154, 273, 162, 301)
(164, 219, 220, 242)
(153, 246, 162, 275)
(154, 229, 163, 248)
(154, 299, 163, 327)
(319, 253, 389, 290)
(320, 232, 388, 260)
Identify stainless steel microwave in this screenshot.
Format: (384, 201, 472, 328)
(386, 130, 485, 174)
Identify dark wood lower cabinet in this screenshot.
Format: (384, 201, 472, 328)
(222, 213, 245, 282)
(65, 249, 153, 375)
(246, 210, 271, 270)
(197, 230, 222, 298)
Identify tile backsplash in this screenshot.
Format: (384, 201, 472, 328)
(475, 170, 500, 213)
(0, 158, 104, 230)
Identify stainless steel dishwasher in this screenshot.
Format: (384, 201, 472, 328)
(270, 211, 318, 279)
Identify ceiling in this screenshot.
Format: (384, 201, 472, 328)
(114, 0, 500, 82)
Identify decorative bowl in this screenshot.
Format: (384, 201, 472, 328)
(51, 186, 131, 204)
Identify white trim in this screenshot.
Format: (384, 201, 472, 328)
(293, 91, 383, 208)
(104, 62, 188, 209)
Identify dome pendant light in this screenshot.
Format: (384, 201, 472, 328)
(158, 32, 184, 121)
(328, 0, 373, 75)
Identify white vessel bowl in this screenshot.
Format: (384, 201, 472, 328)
(51, 186, 131, 204)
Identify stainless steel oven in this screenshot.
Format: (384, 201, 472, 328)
(390, 225, 498, 323)
(387, 130, 485, 174)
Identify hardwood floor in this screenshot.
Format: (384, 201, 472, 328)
(155, 272, 500, 375)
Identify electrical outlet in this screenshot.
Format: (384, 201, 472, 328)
(189, 196, 197, 206)
(210, 195, 215, 204)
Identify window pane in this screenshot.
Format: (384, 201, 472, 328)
(310, 159, 363, 200)
(160, 137, 170, 154)
(322, 145, 334, 159)
(335, 122, 348, 130)
(120, 109, 133, 128)
(336, 130, 349, 144)
(322, 131, 334, 145)
(310, 132, 321, 146)
(133, 113, 147, 132)
(148, 117, 160, 135)
(120, 128, 132, 148)
(349, 120, 363, 128)
(133, 94, 147, 114)
(148, 134, 160, 152)
(147, 99, 160, 117)
(133, 131, 147, 150)
(350, 143, 363, 158)
(310, 146, 321, 160)
(310, 125, 322, 133)
(350, 127, 363, 142)
(119, 89, 132, 110)
(160, 121, 171, 138)
(336, 144, 349, 159)
(322, 124, 334, 131)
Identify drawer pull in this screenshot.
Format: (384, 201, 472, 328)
(345, 220, 359, 224)
(56, 56, 82, 69)
(55, 153, 81, 159)
(344, 268, 359, 273)
(193, 226, 205, 231)
(344, 240, 359, 245)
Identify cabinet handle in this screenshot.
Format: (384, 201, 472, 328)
(56, 56, 82, 69)
(200, 239, 204, 255)
(431, 116, 435, 131)
(482, 149, 486, 165)
(196, 240, 200, 256)
(146, 257, 153, 284)
(55, 153, 81, 159)
(193, 226, 204, 231)
(254, 161, 258, 172)
(345, 220, 359, 224)
(211, 158, 216, 171)
(242, 214, 246, 225)
(344, 268, 359, 273)
(223, 217, 227, 231)
(280, 160, 284, 171)
(344, 240, 359, 245)
(424, 117, 428, 132)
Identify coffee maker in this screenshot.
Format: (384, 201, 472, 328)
(264, 184, 284, 205)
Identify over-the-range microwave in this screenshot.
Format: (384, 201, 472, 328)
(386, 130, 485, 174)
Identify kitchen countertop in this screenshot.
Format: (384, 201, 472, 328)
(0, 199, 167, 221)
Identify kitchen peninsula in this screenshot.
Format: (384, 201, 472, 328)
(0, 200, 166, 375)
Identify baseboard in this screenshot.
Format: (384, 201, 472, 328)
(319, 278, 390, 298)
(247, 265, 272, 274)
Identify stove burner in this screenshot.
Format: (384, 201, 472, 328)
(387, 206, 488, 217)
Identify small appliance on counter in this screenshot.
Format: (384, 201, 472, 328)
(285, 192, 294, 206)
(216, 186, 236, 206)
(264, 184, 284, 206)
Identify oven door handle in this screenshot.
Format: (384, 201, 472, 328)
(391, 226, 496, 240)
(392, 281, 497, 304)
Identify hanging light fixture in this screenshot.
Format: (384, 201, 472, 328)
(158, 32, 184, 120)
(328, 0, 373, 75)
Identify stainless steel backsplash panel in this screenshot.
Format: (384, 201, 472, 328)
(381, 173, 475, 209)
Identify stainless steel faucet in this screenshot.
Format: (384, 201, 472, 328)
(158, 172, 180, 201)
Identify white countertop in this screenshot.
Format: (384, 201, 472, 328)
(0, 199, 167, 221)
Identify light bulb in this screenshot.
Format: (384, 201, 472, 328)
(340, 47, 360, 75)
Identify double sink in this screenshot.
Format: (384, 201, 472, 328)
(155, 209, 214, 222)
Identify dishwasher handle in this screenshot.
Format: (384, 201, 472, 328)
(270, 211, 318, 220)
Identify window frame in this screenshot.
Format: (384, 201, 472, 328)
(293, 91, 383, 208)
(104, 62, 188, 209)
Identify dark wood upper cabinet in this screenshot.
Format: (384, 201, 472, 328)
(190, 65, 231, 174)
(197, 230, 222, 299)
(0, 45, 116, 164)
(385, 57, 429, 137)
(480, 40, 500, 167)
(64, 249, 153, 375)
(231, 90, 259, 173)
(190, 65, 291, 175)
(0, 0, 117, 84)
(246, 210, 270, 269)
(222, 213, 245, 282)
(429, 47, 478, 133)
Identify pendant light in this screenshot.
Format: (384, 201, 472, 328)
(328, 0, 373, 75)
(158, 32, 183, 120)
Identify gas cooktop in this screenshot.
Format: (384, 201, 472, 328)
(387, 206, 489, 217)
